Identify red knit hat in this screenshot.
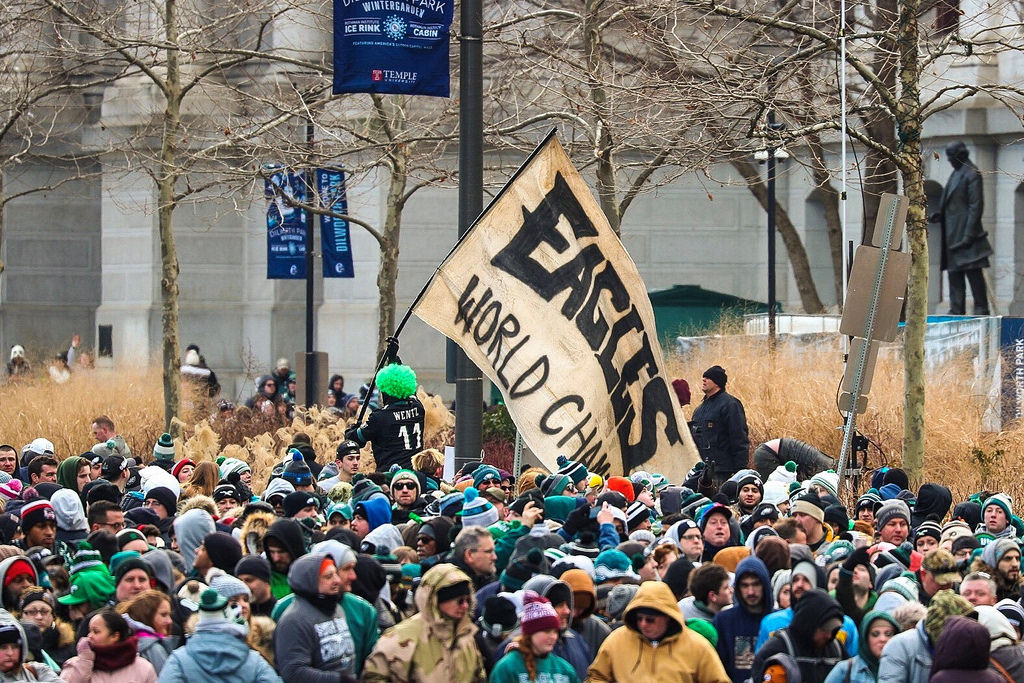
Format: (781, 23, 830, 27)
(606, 476, 635, 503)
(521, 592, 560, 635)
(171, 459, 195, 479)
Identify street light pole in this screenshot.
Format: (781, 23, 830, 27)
(766, 112, 777, 353)
(454, 0, 483, 470)
(304, 113, 318, 407)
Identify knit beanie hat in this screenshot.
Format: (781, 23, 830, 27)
(460, 488, 499, 528)
(606, 583, 640, 620)
(605, 477, 635, 503)
(202, 532, 242, 572)
(196, 588, 233, 625)
(555, 456, 588, 487)
(699, 502, 733, 530)
(19, 499, 56, 532)
(213, 482, 240, 504)
(170, 459, 195, 480)
(732, 470, 764, 496)
(626, 501, 650, 531)
(686, 618, 719, 647)
(874, 499, 911, 531)
(283, 491, 319, 518)
(983, 493, 1013, 520)
(856, 489, 882, 513)
(209, 573, 251, 601)
(702, 365, 727, 388)
(882, 467, 910, 491)
(790, 490, 826, 525)
(982, 538, 1018, 568)
(218, 458, 251, 480)
(471, 465, 501, 489)
(144, 486, 178, 516)
(878, 483, 902, 501)
(810, 471, 840, 498)
(435, 579, 471, 605)
(153, 433, 175, 462)
(771, 569, 791, 606)
(0, 480, 23, 506)
(914, 519, 942, 545)
(234, 555, 272, 584)
(824, 504, 850, 532)
(535, 473, 572, 499)
(480, 595, 519, 636)
(501, 548, 548, 591)
(114, 556, 152, 587)
(661, 556, 695, 600)
(282, 450, 313, 487)
(349, 474, 384, 506)
(924, 589, 976, 644)
(521, 593, 561, 635)
(69, 541, 104, 573)
(594, 549, 640, 583)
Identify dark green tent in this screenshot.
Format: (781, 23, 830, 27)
(647, 284, 770, 341)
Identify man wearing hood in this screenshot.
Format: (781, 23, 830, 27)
(364, 563, 484, 682)
(274, 550, 378, 681)
(0, 610, 59, 681)
(263, 518, 307, 599)
(751, 589, 847, 683)
(352, 497, 392, 541)
(714, 556, 772, 682)
(588, 581, 729, 682)
(416, 517, 454, 572)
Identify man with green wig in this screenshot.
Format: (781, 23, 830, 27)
(346, 363, 425, 472)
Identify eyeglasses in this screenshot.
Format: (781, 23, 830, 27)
(416, 536, 435, 545)
(480, 478, 500, 487)
(393, 482, 418, 491)
(103, 522, 126, 531)
(22, 607, 51, 617)
(634, 612, 662, 624)
(500, 485, 513, 492)
(472, 547, 496, 556)
(448, 596, 471, 606)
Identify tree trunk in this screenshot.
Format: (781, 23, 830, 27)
(897, 0, 926, 487)
(159, 0, 182, 429)
(732, 159, 826, 313)
(583, 0, 619, 235)
(0, 174, 5, 278)
(377, 153, 407, 357)
(807, 135, 845, 306)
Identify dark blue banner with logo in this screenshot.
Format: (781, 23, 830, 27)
(317, 168, 355, 278)
(266, 168, 307, 279)
(1000, 317, 1024, 428)
(332, 0, 452, 97)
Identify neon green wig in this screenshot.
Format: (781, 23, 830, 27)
(376, 363, 417, 399)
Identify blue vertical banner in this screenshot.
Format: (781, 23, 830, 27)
(317, 168, 355, 278)
(332, 0, 452, 96)
(1000, 317, 1024, 428)
(265, 168, 307, 279)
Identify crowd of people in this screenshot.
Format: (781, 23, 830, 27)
(0, 359, 1021, 682)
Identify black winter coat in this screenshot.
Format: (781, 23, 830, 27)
(690, 389, 750, 476)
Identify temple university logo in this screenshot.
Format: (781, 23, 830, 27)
(372, 70, 383, 81)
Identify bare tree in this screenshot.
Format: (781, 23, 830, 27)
(667, 0, 1024, 482)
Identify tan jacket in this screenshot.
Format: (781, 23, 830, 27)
(363, 563, 485, 683)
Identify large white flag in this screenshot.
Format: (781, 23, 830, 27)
(413, 132, 698, 481)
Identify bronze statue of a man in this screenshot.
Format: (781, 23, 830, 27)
(930, 141, 993, 315)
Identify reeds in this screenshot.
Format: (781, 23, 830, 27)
(3, 336, 1022, 502)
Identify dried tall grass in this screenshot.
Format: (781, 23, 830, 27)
(4, 337, 1023, 502)
(668, 333, 1024, 502)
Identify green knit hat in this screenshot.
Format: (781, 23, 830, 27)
(376, 363, 417, 399)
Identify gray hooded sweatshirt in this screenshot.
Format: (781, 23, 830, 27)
(172, 508, 214, 570)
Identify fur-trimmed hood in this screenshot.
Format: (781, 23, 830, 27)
(177, 494, 217, 518)
(240, 510, 277, 556)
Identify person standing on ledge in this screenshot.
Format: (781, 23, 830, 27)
(930, 140, 993, 315)
(346, 362, 424, 472)
(689, 365, 749, 488)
